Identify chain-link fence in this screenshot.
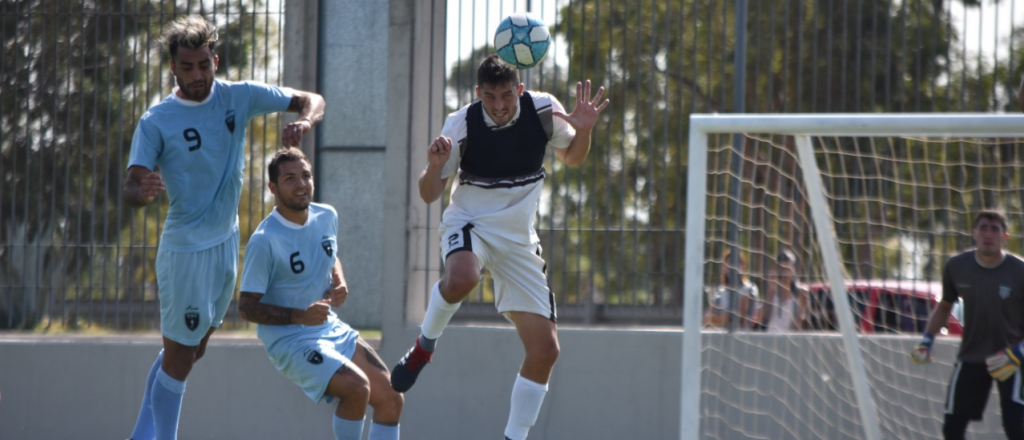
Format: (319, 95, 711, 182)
(3, 0, 1023, 330)
(0, 0, 286, 331)
(442, 0, 1024, 325)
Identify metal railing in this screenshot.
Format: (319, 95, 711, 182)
(3, 0, 1023, 330)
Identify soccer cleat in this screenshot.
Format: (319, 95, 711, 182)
(391, 339, 433, 392)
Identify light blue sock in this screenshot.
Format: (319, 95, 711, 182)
(129, 350, 164, 440)
(368, 422, 400, 440)
(333, 415, 365, 440)
(152, 368, 186, 440)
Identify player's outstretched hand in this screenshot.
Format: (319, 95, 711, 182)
(139, 171, 166, 204)
(296, 300, 331, 326)
(282, 118, 313, 147)
(552, 80, 609, 133)
(910, 333, 934, 365)
(987, 343, 1024, 381)
(426, 136, 452, 170)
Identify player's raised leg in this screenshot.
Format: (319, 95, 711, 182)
(391, 248, 481, 392)
(503, 311, 559, 440)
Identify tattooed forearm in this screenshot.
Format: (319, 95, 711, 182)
(238, 292, 294, 325)
(359, 339, 388, 373)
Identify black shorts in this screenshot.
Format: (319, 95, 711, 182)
(945, 361, 1024, 421)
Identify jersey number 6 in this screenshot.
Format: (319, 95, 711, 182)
(290, 252, 305, 274)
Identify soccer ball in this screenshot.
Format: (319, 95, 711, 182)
(493, 13, 550, 69)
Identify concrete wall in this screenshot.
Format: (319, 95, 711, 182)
(0, 331, 1010, 440)
(3, 2, 1013, 440)
(316, 0, 391, 329)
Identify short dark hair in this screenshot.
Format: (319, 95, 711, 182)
(268, 147, 310, 184)
(974, 210, 1008, 232)
(477, 54, 519, 88)
(162, 15, 219, 59)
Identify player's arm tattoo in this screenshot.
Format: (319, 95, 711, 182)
(238, 291, 294, 325)
(358, 338, 388, 373)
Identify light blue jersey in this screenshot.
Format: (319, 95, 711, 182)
(128, 80, 293, 252)
(241, 203, 342, 347)
(241, 203, 359, 403)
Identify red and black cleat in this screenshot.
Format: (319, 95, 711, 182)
(391, 339, 433, 392)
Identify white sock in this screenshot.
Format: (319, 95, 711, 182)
(332, 415, 365, 440)
(420, 281, 461, 340)
(504, 375, 549, 440)
(368, 421, 400, 440)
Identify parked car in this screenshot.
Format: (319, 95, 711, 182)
(804, 280, 964, 336)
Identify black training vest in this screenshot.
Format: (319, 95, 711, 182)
(462, 91, 549, 178)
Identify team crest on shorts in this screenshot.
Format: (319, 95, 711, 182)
(321, 236, 333, 258)
(184, 306, 200, 331)
(1000, 285, 1011, 300)
(305, 349, 324, 365)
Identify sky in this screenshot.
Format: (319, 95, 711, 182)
(444, 0, 1024, 76)
(951, 0, 1023, 59)
(445, 0, 565, 72)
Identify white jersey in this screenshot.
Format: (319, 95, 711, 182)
(708, 282, 761, 325)
(437, 91, 575, 245)
(767, 296, 797, 333)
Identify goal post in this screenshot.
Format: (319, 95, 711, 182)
(682, 113, 1024, 440)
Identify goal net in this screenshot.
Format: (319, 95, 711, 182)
(682, 113, 1024, 440)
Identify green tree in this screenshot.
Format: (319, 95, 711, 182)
(536, 0, 1016, 315)
(0, 0, 280, 330)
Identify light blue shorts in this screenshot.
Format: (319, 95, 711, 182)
(266, 319, 360, 403)
(155, 231, 239, 346)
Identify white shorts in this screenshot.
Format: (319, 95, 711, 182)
(440, 223, 556, 321)
(266, 319, 360, 403)
(155, 231, 238, 346)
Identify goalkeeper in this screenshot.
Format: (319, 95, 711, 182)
(911, 210, 1024, 440)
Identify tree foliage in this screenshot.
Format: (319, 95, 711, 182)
(444, 0, 1024, 320)
(0, 0, 278, 329)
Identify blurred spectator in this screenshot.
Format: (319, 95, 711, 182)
(762, 249, 809, 332)
(704, 250, 761, 330)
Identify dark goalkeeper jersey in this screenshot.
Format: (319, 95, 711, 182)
(942, 250, 1024, 363)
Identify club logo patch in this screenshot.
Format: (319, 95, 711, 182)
(322, 236, 333, 258)
(1000, 285, 1012, 300)
(306, 349, 324, 365)
(184, 306, 200, 331)
(225, 110, 236, 133)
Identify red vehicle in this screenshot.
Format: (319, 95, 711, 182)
(805, 280, 964, 336)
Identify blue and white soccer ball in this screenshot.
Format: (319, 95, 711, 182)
(493, 13, 551, 69)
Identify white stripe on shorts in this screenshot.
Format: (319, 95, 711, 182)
(945, 362, 963, 414)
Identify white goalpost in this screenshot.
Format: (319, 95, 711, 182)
(682, 113, 1024, 440)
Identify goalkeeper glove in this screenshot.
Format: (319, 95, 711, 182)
(987, 343, 1024, 382)
(910, 333, 934, 365)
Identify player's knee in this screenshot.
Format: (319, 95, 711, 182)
(527, 341, 560, 368)
(372, 387, 404, 420)
(440, 274, 478, 301)
(330, 369, 371, 405)
(162, 350, 198, 380)
(350, 380, 370, 404)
